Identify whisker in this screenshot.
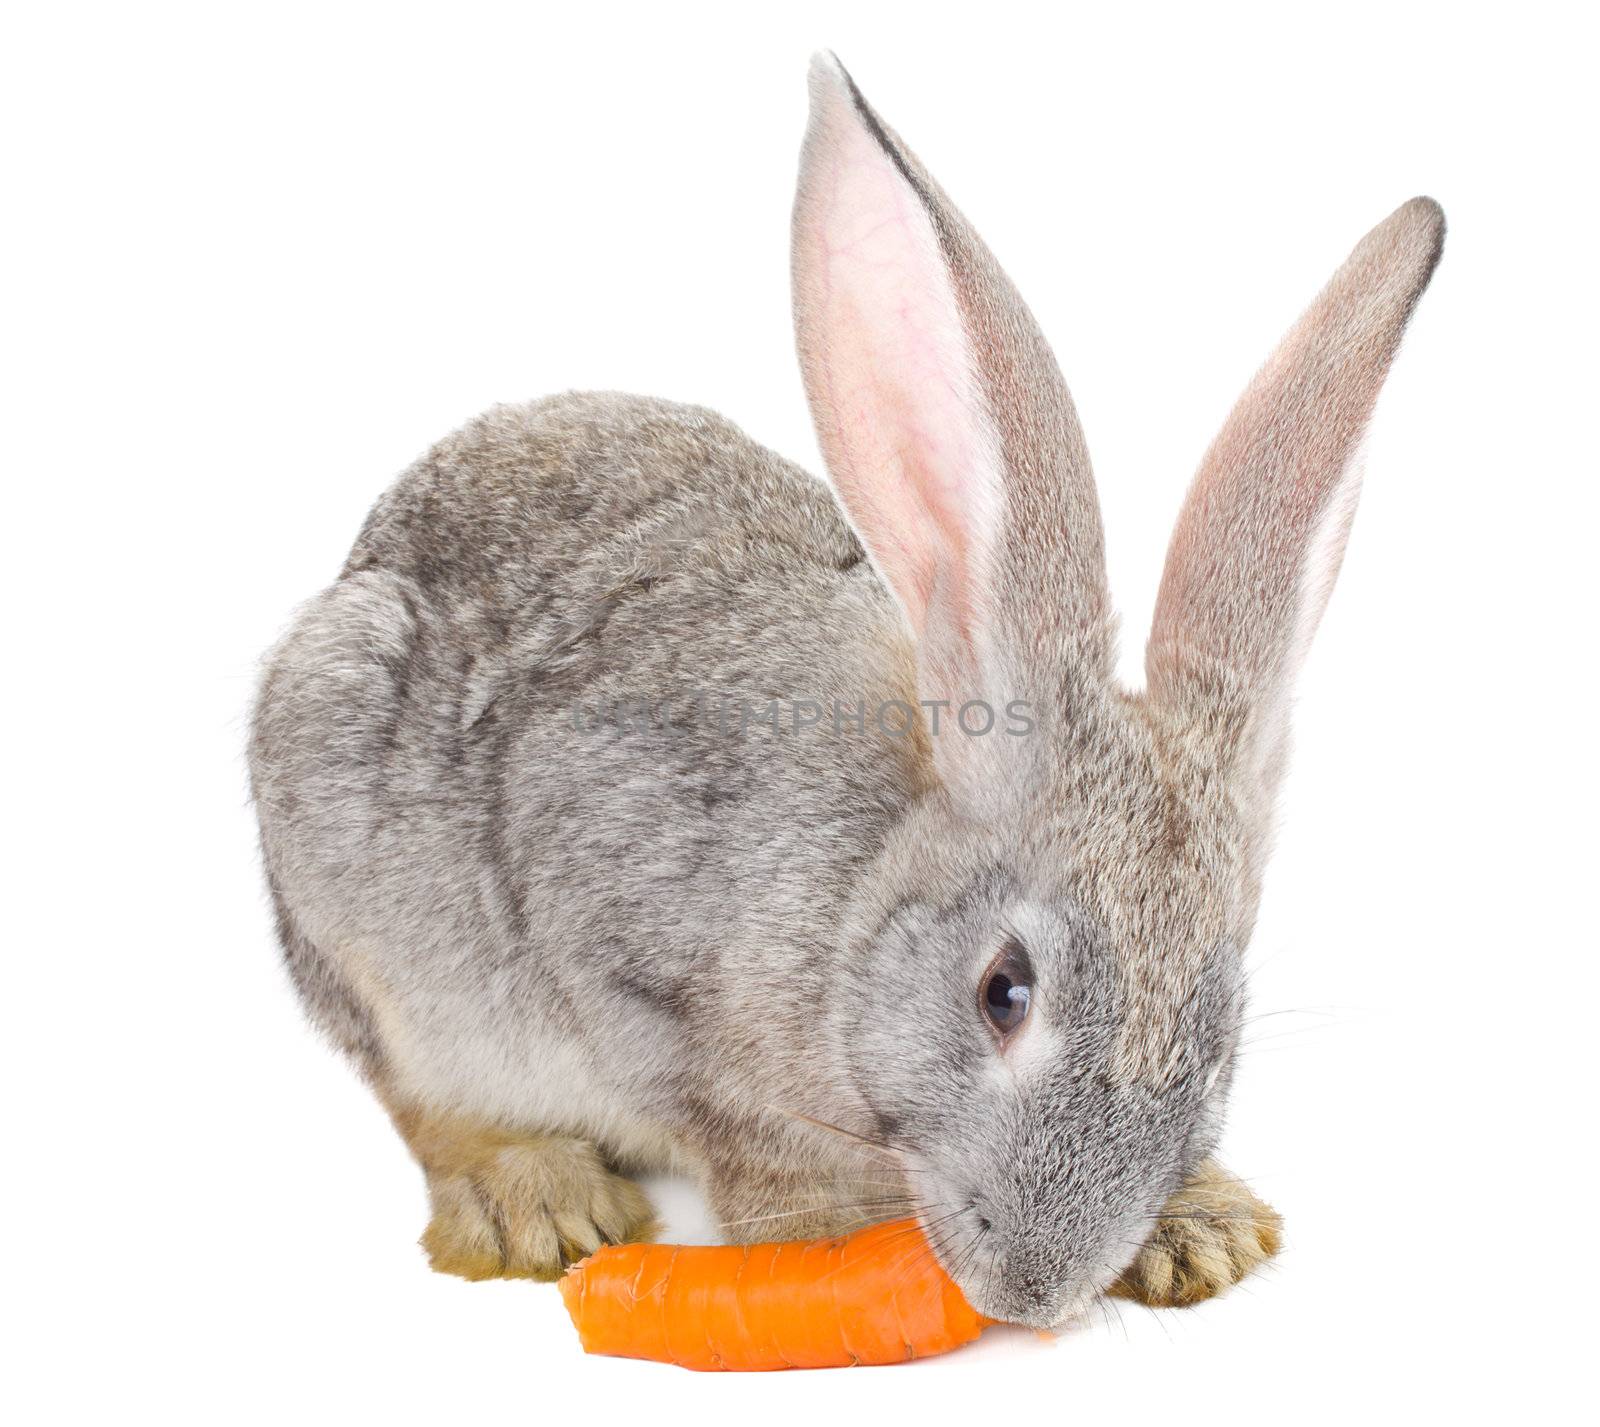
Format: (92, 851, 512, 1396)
(949, 1227, 988, 1287)
(809, 1208, 958, 1288)
(892, 1214, 986, 1299)
(1238, 1024, 1333, 1048)
(1241, 1006, 1338, 1026)
(874, 1208, 966, 1274)
(717, 1196, 920, 1229)
(1099, 1293, 1131, 1343)
(1137, 1297, 1175, 1340)
(760, 1105, 901, 1157)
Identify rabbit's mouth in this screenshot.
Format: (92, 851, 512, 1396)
(912, 1192, 1111, 1329)
(908, 1132, 1177, 1328)
(957, 1245, 1123, 1330)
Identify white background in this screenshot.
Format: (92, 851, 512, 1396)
(5, 2, 1596, 1422)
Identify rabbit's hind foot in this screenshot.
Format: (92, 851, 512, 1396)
(1108, 1157, 1282, 1307)
(391, 1105, 659, 1281)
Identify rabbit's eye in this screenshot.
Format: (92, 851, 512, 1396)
(980, 946, 1032, 1038)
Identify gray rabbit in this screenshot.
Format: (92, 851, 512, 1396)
(249, 54, 1442, 1327)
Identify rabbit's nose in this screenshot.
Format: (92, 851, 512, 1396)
(974, 1254, 1066, 1327)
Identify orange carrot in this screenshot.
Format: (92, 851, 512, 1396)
(557, 1218, 991, 1371)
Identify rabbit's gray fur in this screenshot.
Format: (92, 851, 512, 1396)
(250, 55, 1442, 1326)
(254, 392, 920, 1152)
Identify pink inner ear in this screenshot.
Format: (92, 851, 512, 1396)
(793, 74, 1003, 642)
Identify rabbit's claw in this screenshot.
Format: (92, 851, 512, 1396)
(1109, 1158, 1282, 1308)
(401, 1116, 657, 1281)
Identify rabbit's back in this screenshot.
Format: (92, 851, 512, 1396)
(251, 392, 924, 1144)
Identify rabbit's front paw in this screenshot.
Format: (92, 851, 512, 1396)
(418, 1133, 658, 1282)
(1109, 1158, 1282, 1307)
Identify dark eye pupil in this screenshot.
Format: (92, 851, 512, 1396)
(982, 966, 1031, 1033)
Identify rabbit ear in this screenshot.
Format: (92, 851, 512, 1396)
(1146, 198, 1444, 790)
(793, 54, 1111, 799)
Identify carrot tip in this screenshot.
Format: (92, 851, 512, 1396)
(556, 1264, 582, 1314)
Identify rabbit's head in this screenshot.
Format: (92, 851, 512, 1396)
(794, 54, 1442, 1326)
